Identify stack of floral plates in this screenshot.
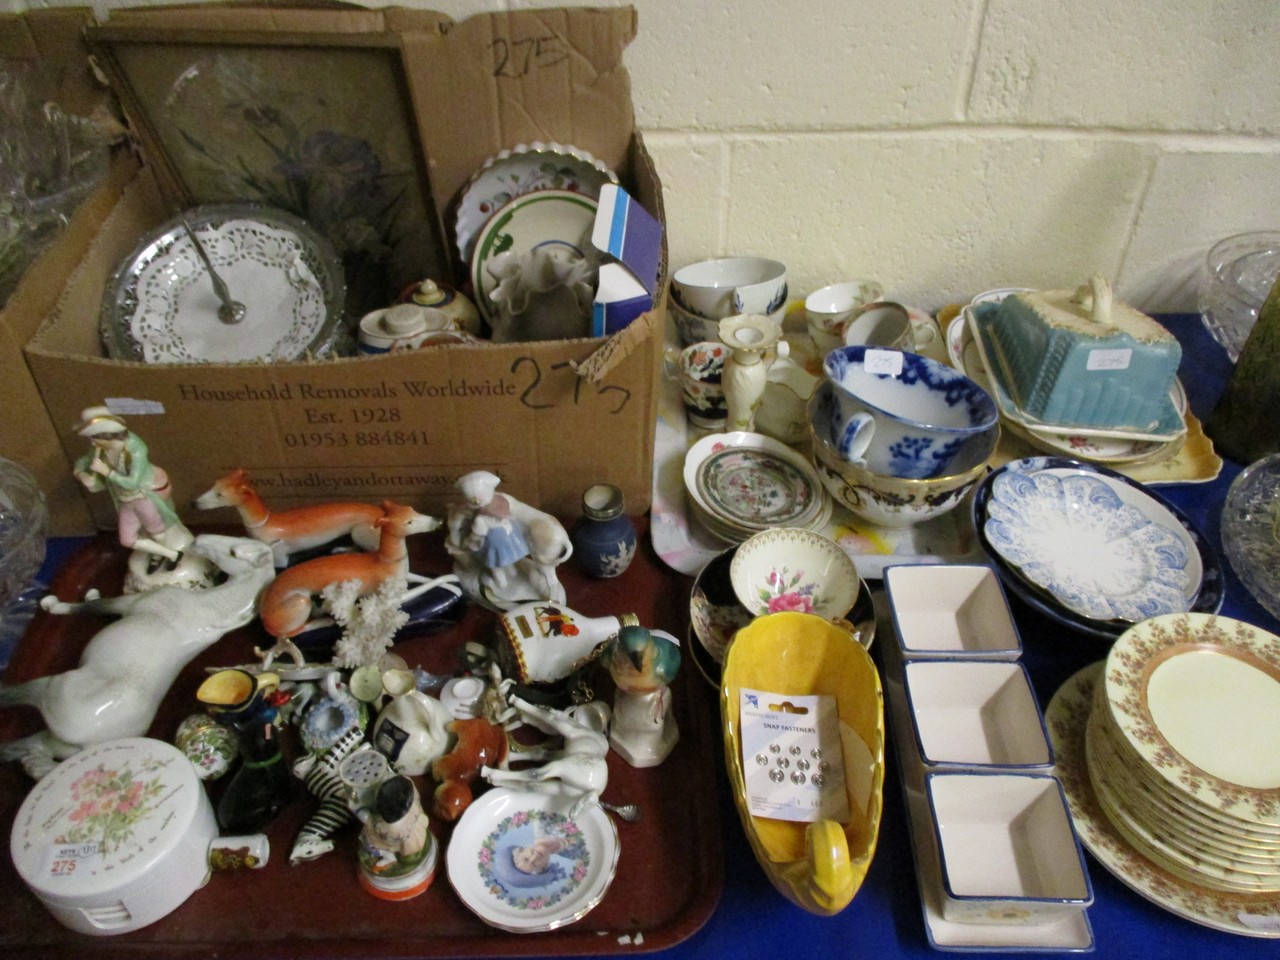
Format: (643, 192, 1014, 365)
(1085, 613, 1280, 895)
(682, 431, 831, 544)
(972, 457, 1224, 640)
(1047, 659, 1280, 937)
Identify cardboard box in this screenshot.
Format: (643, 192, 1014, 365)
(22, 5, 667, 533)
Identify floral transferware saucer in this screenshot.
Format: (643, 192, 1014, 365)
(683, 431, 825, 541)
(454, 142, 616, 266)
(446, 787, 619, 933)
(1046, 664, 1280, 938)
(983, 463, 1197, 623)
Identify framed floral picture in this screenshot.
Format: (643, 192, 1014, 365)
(87, 26, 448, 318)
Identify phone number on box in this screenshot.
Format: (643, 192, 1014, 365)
(283, 430, 430, 448)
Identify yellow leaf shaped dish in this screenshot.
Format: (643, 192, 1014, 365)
(721, 611, 885, 916)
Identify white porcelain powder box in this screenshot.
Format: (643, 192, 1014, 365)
(10, 737, 221, 935)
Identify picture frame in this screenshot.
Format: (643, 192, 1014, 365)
(86, 24, 450, 318)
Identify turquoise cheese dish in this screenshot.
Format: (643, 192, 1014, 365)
(986, 277, 1181, 431)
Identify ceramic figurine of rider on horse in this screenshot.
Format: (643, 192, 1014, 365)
(72, 405, 214, 593)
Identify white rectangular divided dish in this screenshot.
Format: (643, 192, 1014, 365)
(904, 660, 1052, 770)
(926, 772, 1092, 925)
(886, 563, 1021, 659)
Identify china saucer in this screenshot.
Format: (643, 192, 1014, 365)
(683, 431, 827, 541)
(446, 787, 619, 933)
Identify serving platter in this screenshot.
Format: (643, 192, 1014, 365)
(0, 527, 722, 958)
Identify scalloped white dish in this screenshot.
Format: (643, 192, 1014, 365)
(455, 142, 617, 266)
(983, 467, 1196, 623)
(446, 787, 619, 933)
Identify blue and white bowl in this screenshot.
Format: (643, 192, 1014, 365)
(823, 346, 998, 480)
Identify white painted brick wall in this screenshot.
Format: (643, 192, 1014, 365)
(12, 0, 1279, 313)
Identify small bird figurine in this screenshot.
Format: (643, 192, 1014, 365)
(604, 626, 682, 768)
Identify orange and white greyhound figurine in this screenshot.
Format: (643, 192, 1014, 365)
(256, 501, 441, 662)
(195, 468, 383, 568)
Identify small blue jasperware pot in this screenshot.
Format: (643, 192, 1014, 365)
(823, 345, 998, 480)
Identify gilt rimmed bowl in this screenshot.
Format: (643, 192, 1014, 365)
(806, 383, 995, 527)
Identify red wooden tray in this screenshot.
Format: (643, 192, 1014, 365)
(0, 522, 722, 958)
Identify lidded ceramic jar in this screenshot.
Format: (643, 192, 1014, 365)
(571, 483, 637, 579)
(398, 279, 482, 336)
(10, 738, 267, 935)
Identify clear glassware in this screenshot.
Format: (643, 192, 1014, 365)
(1199, 231, 1280, 362)
(0, 457, 48, 672)
(1221, 452, 1280, 621)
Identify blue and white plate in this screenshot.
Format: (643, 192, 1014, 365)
(973, 458, 1222, 637)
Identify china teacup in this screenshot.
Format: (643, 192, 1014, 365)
(671, 256, 788, 320)
(664, 340, 729, 428)
(840, 301, 913, 351)
(804, 279, 884, 351)
(822, 345, 998, 480)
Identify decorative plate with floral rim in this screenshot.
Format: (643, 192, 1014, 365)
(454, 142, 617, 266)
(684, 431, 825, 538)
(1046, 664, 1280, 938)
(446, 787, 619, 933)
(1102, 613, 1280, 826)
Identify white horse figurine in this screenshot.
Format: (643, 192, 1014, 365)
(480, 694, 610, 817)
(0, 535, 276, 778)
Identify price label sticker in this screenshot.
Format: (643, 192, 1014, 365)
(1086, 348, 1132, 371)
(863, 349, 904, 376)
(42, 842, 100, 880)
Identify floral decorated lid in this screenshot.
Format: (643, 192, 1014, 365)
(10, 738, 217, 934)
